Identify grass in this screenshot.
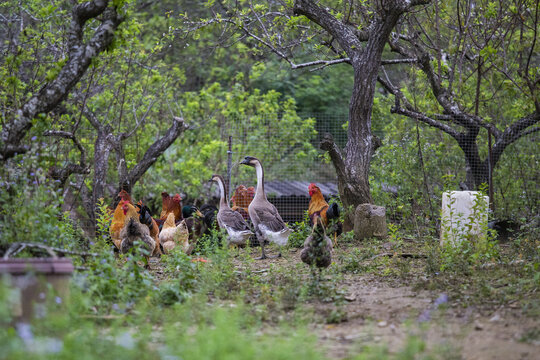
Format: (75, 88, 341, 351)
(1, 222, 538, 359)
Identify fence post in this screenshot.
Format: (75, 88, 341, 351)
(488, 128, 494, 212)
(227, 135, 233, 201)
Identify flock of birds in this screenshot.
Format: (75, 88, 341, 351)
(109, 156, 340, 273)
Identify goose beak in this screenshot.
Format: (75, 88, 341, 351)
(239, 158, 249, 165)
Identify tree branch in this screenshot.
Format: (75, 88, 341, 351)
(43, 130, 90, 184)
(0, 0, 123, 161)
(319, 132, 346, 178)
(491, 111, 540, 164)
(123, 116, 188, 192)
(293, 0, 363, 56)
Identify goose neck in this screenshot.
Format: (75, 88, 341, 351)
(217, 178, 230, 209)
(254, 161, 266, 199)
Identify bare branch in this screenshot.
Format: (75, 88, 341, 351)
(122, 116, 188, 192)
(391, 104, 460, 139)
(319, 132, 346, 178)
(293, 0, 363, 56)
(491, 111, 540, 164)
(43, 130, 89, 183)
(0, 0, 123, 161)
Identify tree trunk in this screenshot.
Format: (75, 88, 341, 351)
(457, 130, 490, 189)
(290, 0, 430, 229)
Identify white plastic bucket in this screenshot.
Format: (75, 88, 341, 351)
(440, 191, 489, 246)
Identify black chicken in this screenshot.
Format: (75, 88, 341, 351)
(300, 215, 333, 279)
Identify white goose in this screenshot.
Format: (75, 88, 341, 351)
(240, 156, 291, 259)
(210, 174, 253, 246)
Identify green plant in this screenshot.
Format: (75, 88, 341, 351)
(0, 168, 84, 252)
(95, 197, 114, 249)
(73, 249, 156, 314)
(387, 223, 402, 248)
(288, 211, 312, 248)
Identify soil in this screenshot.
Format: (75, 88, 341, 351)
(150, 243, 540, 360)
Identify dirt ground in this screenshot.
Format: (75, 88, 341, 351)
(150, 243, 540, 359)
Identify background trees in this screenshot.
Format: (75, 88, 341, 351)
(380, 0, 539, 189)
(0, 0, 537, 243)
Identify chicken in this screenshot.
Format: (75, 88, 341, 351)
(231, 185, 255, 221)
(155, 192, 183, 230)
(200, 204, 218, 231)
(308, 183, 341, 245)
(159, 213, 189, 254)
(110, 190, 134, 249)
(182, 205, 204, 243)
(300, 215, 333, 279)
(118, 201, 156, 268)
(135, 201, 161, 256)
(118, 189, 133, 204)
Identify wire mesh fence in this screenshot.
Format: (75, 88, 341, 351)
(218, 113, 539, 226)
(35, 111, 538, 231)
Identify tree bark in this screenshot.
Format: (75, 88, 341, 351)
(294, 0, 428, 229)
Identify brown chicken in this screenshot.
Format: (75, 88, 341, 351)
(231, 185, 255, 221)
(119, 201, 156, 268)
(308, 183, 341, 245)
(110, 191, 134, 249)
(156, 192, 183, 229)
(118, 189, 133, 203)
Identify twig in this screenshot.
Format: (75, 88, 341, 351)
(3, 242, 99, 260)
(79, 314, 124, 320)
(369, 252, 427, 261)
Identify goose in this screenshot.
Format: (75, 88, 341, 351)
(300, 214, 333, 278)
(210, 174, 253, 247)
(239, 156, 291, 259)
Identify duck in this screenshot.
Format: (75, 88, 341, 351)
(300, 214, 333, 277)
(239, 156, 291, 259)
(210, 174, 253, 247)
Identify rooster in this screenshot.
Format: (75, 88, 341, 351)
(159, 213, 189, 254)
(135, 201, 161, 256)
(155, 192, 183, 230)
(200, 204, 218, 231)
(308, 183, 341, 245)
(300, 215, 333, 280)
(231, 185, 255, 221)
(110, 190, 135, 249)
(118, 201, 156, 268)
(182, 205, 205, 243)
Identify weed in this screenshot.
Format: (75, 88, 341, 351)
(288, 211, 312, 248)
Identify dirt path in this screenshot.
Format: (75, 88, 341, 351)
(238, 246, 539, 359)
(152, 244, 539, 359)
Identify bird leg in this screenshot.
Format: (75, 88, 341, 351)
(256, 242, 267, 260)
(266, 246, 282, 259)
(254, 231, 267, 260)
(143, 256, 151, 270)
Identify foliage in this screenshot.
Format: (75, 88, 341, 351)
(141, 80, 319, 202)
(73, 250, 156, 314)
(0, 159, 84, 250)
(288, 211, 312, 248)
